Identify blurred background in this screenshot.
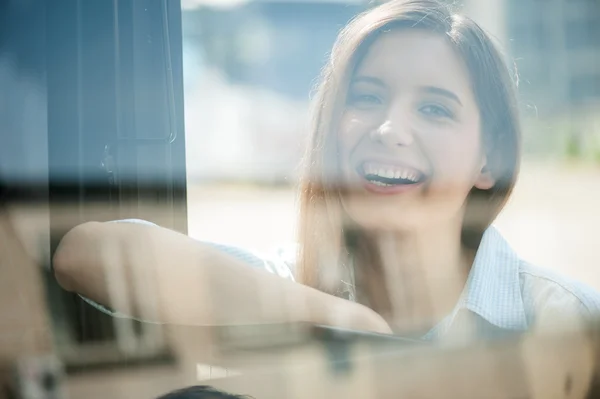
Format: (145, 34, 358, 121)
(182, 0, 600, 288)
(1, 0, 600, 397)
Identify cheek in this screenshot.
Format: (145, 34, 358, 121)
(338, 112, 368, 156)
(427, 129, 484, 185)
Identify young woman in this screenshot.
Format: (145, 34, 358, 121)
(53, 0, 600, 342)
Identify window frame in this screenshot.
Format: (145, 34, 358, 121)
(46, 0, 187, 371)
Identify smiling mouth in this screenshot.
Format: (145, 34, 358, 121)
(358, 161, 427, 187)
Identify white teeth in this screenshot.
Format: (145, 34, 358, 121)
(371, 180, 391, 186)
(363, 163, 421, 182)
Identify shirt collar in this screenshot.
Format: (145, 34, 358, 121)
(460, 225, 528, 331)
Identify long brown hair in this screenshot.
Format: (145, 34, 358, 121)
(295, 0, 521, 306)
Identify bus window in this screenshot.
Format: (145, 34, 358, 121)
(182, 0, 365, 250)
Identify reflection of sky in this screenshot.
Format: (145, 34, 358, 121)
(181, 2, 366, 182)
(233, 2, 363, 99)
(183, 0, 364, 10)
(183, 2, 363, 99)
(183, 39, 205, 91)
(244, 2, 362, 99)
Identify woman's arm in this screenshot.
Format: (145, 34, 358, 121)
(52, 221, 391, 333)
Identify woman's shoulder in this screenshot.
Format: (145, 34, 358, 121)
(481, 227, 600, 327)
(518, 261, 600, 326)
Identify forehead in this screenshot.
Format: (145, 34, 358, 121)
(354, 29, 474, 99)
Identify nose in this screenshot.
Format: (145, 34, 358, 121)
(369, 119, 415, 148)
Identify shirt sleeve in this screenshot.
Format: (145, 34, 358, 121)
(521, 264, 600, 332)
(80, 218, 296, 320)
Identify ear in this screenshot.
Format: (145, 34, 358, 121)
(474, 156, 495, 190)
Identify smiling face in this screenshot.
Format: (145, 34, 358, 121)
(338, 29, 495, 231)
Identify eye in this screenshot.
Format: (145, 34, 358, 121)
(419, 104, 454, 119)
(347, 93, 382, 108)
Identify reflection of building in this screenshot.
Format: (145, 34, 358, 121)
(464, 0, 600, 116)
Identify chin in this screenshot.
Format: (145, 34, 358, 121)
(341, 197, 425, 232)
(341, 194, 466, 234)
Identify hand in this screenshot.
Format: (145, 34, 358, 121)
(354, 305, 393, 334)
(328, 301, 392, 335)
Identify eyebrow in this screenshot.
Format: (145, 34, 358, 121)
(351, 76, 463, 106)
(351, 76, 385, 87)
(420, 86, 463, 106)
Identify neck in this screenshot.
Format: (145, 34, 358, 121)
(364, 215, 474, 334)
